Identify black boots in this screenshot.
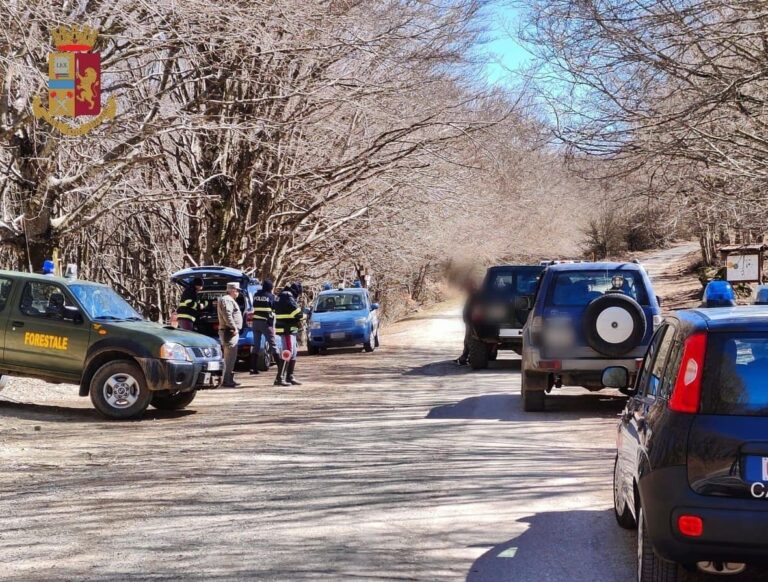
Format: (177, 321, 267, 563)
(222, 373, 240, 388)
(274, 360, 290, 386)
(274, 359, 301, 386)
(286, 360, 302, 385)
(250, 349, 260, 374)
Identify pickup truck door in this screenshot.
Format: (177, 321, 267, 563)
(4, 280, 91, 377)
(0, 276, 17, 361)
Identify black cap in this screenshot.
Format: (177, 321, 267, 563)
(192, 277, 204, 287)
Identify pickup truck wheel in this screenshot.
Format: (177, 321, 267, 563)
(90, 360, 152, 420)
(307, 344, 320, 356)
(468, 338, 489, 369)
(638, 507, 679, 581)
(151, 390, 197, 411)
(363, 336, 375, 352)
(521, 371, 546, 411)
(488, 346, 498, 361)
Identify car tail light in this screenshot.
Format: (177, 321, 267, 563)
(246, 310, 253, 326)
(677, 515, 703, 537)
(635, 358, 644, 370)
(668, 332, 707, 413)
(538, 359, 561, 370)
(471, 306, 484, 322)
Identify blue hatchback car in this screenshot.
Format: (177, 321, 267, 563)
(307, 288, 380, 354)
(521, 262, 662, 411)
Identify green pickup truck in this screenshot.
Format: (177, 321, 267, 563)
(0, 271, 223, 419)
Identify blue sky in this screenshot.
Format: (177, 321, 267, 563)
(480, 4, 532, 84)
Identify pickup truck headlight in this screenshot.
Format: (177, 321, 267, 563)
(309, 321, 322, 330)
(355, 317, 367, 327)
(159, 342, 191, 361)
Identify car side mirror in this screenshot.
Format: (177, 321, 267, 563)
(303, 307, 312, 316)
(602, 366, 630, 390)
(371, 303, 379, 311)
(63, 306, 83, 324)
(656, 295, 663, 307)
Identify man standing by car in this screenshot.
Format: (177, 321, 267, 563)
(217, 282, 243, 388)
(455, 278, 478, 366)
(177, 277, 206, 331)
(273, 285, 305, 386)
(250, 279, 278, 374)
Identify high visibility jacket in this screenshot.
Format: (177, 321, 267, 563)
(252, 290, 275, 323)
(274, 291, 304, 334)
(177, 287, 208, 322)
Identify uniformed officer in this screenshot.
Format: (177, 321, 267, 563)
(177, 277, 207, 331)
(217, 282, 243, 388)
(273, 285, 305, 386)
(250, 279, 278, 374)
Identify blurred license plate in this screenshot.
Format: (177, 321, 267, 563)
(330, 332, 346, 339)
(206, 361, 221, 371)
(202, 372, 211, 385)
(487, 306, 507, 320)
(743, 456, 768, 482)
(499, 328, 521, 337)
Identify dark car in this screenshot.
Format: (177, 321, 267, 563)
(606, 306, 768, 580)
(467, 265, 544, 369)
(521, 262, 662, 411)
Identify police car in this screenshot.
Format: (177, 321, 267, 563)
(605, 306, 768, 580)
(0, 271, 223, 419)
(306, 287, 380, 354)
(171, 266, 260, 364)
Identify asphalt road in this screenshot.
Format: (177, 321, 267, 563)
(0, 245, 748, 581)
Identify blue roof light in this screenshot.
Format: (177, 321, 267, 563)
(703, 280, 737, 307)
(755, 285, 768, 305)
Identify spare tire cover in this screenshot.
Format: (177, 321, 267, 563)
(583, 294, 646, 357)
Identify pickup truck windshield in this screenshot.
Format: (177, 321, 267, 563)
(69, 284, 143, 321)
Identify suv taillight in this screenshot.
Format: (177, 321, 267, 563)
(668, 332, 707, 413)
(471, 306, 484, 322)
(246, 310, 253, 326)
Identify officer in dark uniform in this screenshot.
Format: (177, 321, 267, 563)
(177, 277, 207, 331)
(273, 285, 305, 386)
(250, 279, 278, 374)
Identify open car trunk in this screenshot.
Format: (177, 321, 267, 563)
(170, 266, 252, 339)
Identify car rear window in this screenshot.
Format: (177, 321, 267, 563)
(485, 270, 540, 295)
(701, 333, 768, 416)
(548, 270, 649, 306)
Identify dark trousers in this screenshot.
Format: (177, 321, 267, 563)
(459, 325, 470, 363)
(252, 319, 277, 371)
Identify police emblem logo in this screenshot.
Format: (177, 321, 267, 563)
(32, 25, 117, 136)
